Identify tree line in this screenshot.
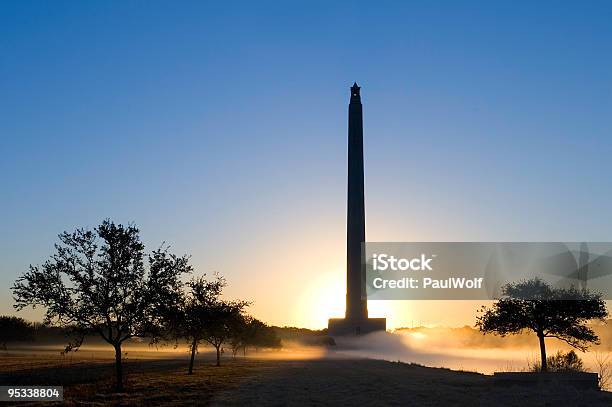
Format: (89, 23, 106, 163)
(11, 219, 280, 392)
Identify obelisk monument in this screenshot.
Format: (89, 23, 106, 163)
(328, 83, 386, 336)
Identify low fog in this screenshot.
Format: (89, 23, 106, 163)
(320, 325, 612, 374)
(7, 324, 612, 375)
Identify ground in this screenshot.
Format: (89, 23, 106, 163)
(1, 349, 612, 406)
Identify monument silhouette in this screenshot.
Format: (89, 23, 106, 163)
(328, 83, 386, 336)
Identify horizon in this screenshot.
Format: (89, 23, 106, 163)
(2, 1, 612, 330)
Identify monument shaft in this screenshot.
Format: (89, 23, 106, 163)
(346, 83, 367, 320)
(328, 83, 386, 336)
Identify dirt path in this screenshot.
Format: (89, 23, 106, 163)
(211, 359, 612, 406)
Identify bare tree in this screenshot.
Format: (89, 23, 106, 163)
(12, 220, 190, 391)
(595, 351, 612, 390)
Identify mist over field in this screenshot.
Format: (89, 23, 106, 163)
(328, 325, 612, 374)
(6, 322, 612, 375)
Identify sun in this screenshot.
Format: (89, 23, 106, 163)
(293, 270, 345, 329)
(292, 269, 416, 330)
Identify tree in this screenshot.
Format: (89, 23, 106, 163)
(0, 316, 35, 349)
(476, 278, 608, 372)
(201, 298, 248, 367)
(228, 316, 281, 357)
(228, 313, 251, 357)
(245, 318, 281, 353)
(170, 274, 224, 374)
(168, 274, 249, 373)
(12, 220, 190, 391)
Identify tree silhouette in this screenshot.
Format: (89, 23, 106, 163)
(171, 275, 223, 374)
(476, 278, 607, 371)
(229, 317, 281, 356)
(228, 313, 251, 357)
(0, 316, 35, 350)
(202, 299, 248, 367)
(12, 220, 190, 391)
(169, 274, 249, 373)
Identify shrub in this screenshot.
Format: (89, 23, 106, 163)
(530, 350, 585, 372)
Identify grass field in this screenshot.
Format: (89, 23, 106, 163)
(1, 348, 268, 406)
(2, 347, 612, 406)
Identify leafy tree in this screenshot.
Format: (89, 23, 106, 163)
(12, 220, 190, 391)
(201, 298, 248, 367)
(476, 278, 607, 371)
(229, 316, 280, 357)
(170, 274, 224, 374)
(246, 318, 281, 352)
(228, 313, 251, 357)
(168, 274, 249, 373)
(0, 316, 35, 349)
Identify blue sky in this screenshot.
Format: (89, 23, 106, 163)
(1, 1, 611, 327)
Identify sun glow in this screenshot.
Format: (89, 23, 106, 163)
(294, 270, 345, 329)
(290, 268, 491, 330)
(293, 269, 418, 330)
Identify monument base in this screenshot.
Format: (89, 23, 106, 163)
(327, 317, 386, 336)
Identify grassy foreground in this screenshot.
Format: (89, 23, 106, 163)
(0, 350, 261, 406)
(2, 350, 612, 406)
